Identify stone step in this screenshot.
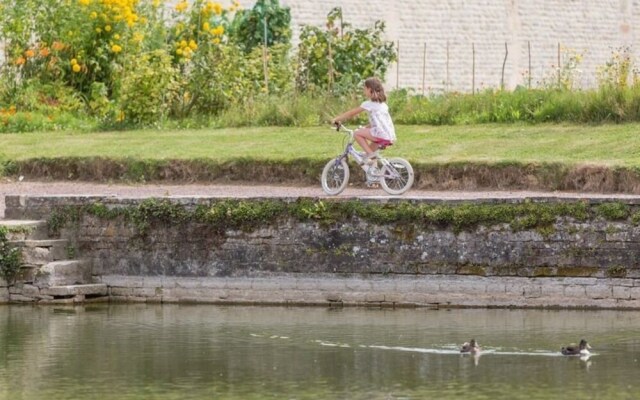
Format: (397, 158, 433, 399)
(0, 220, 49, 241)
(40, 284, 108, 298)
(34, 260, 92, 288)
(9, 239, 70, 266)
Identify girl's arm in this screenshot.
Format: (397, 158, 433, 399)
(332, 106, 364, 124)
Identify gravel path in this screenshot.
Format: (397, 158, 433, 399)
(3, 179, 640, 218)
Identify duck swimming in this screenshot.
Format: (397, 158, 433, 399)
(561, 339, 591, 356)
(460, 339, 481, 355)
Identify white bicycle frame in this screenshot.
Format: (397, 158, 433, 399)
(332, 123, 402, 181)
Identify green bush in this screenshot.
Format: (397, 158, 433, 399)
(117, 49, 179, 125)
(214, 92, 348, 127)
(229, 0, 291, 52)
(295, 7, 396, 93)
(0, 226, 22, 284)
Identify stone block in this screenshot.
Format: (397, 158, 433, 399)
(343, 279, 373, 291)
(586, 285, 612, 299)
(9, 294, 36, 302)
(613, 286, 631, 300)
(110, 287, 134, 296)
(485, 282, 506, 294)
(21, 284, 40, 297)
(35, 260, 92, 287)
(629, 287, 640, 300)
(364, 293, 385, 302)
(563, 285, 587, 298)
(41, 284, 108, 297)
(102, 275, 144, 287)
(523, 285, 542, 298)
(540, 284, 565, 297)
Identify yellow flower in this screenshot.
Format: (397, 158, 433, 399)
(176, 48, 183, 55)
(90, 11, 98, 19)
(24, 49, 35, 58)
(212, 25, 224, 36)
(113, 34, 120, 40)
(14, 57, 26, 66)
(212, 38, 220, 45)
(39, 47, 50, 57)
(111, 44, 122, 53)
(202, 22, 210, 31)
(72, 64, 81, 72)
(116, 111, 125, 122)
(188, 40, 197, 50)
(96, 27, 102, 33)
(179, 40, 187, 48)
(152, 0, 161, 7)
(105, 25, 112, 32)
(70, 58, 78, 65)
(213, 3, 222, 15)
(175, 1, 188, 12)
(132, 32, 144, 43)
(78, 0, 90, 6)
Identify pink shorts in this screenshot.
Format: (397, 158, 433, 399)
(373, 137, 393, 149)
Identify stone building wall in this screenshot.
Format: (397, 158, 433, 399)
(170, 0, 640, 91)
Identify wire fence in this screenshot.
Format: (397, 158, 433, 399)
(390, 39, 634, 95)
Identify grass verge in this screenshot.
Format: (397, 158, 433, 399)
(3, 123, 640, 192)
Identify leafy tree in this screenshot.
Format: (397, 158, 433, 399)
(229, 0, 291, 52)
(296, 7, 396, 94)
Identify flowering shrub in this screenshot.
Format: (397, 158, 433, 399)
(596, 46, 638, 90)
(167, 0, 291, 115)
(118, 49, 178, 124)
(0, 0, 161, 94)
(539, 47, 584, 91)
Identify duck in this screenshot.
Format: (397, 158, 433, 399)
(561, 339, 591, 356)
(460, 339, 481, 355)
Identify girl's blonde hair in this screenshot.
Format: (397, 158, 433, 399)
(364, 77, 387, 102)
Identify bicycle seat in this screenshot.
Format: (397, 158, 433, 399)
(373, 138, 393, 150)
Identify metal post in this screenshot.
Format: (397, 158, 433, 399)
(472, 42, 476, 94)
(263, 14, 269, 93)
(501, 42, 508, 90)
(396, 40, 400, 90)
(528, 40, 532, 88)
(422, 42, 427, 95)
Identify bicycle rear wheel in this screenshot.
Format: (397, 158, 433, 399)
(380, 157, 414, 195)
(321, 158, 350, 195)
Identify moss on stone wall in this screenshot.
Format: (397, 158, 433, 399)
(45, 197, 637, 239)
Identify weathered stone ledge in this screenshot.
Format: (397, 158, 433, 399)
(92, 274, 640, 309)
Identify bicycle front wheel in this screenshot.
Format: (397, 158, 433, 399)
(321, 158, 350, 195)
(380, 157, 414, 195)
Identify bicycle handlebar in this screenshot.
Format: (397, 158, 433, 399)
(332, 122, 353, 133)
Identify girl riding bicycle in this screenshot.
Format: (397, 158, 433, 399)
(331, 77, 396, 162)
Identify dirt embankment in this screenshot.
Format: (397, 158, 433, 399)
(4, 158, 640, 194)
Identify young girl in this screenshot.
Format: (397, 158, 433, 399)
(331, 77, 396, 161)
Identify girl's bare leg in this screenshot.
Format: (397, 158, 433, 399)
(355, 128, 378, 155)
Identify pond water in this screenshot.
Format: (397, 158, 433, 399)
(1, 305, 639, 400)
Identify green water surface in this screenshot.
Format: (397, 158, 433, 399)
(1, 305, 639, 400)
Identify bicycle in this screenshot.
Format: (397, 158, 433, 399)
(320, 123, 414, 196)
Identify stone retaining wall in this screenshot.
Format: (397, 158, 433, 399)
(5, 194, 640, 308)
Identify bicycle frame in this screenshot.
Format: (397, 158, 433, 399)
(332, 124, 402, 180)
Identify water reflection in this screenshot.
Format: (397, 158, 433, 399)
(0, 305, 639, 400)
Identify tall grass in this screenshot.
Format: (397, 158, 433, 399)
(5, 86, 640, 133)
(388, 85, 640, 125)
